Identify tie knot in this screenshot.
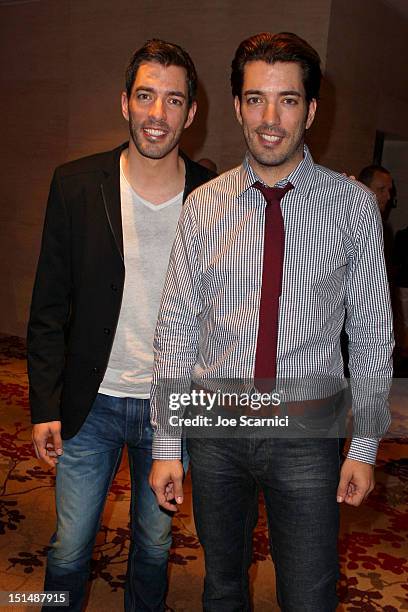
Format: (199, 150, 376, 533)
(254, 181, 294, 204)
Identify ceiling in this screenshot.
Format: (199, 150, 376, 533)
(0, 0, 407, 20)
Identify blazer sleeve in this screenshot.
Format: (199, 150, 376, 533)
(27, 169, 72, 424)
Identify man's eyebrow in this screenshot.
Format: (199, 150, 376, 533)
(243, 89, 264, 96)
(167, 90, 186, 99)
(279, 90, 302, 96)
(243, 89, 303, 96)
(135, 86, 186, 99)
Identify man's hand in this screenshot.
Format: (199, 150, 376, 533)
(149, 459, 184, 512)
(32, 421, 63, 468)
(336, 458, 375, 506)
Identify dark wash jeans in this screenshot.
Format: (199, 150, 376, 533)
(187, 436, 340, 612)
(43, 394, 187, 612)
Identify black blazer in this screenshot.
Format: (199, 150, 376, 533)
(28, 142, 216, 439)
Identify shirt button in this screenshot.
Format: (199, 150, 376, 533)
(92, 367, 100, 374)
(110, 283, 118, 291)
(104, 328, 111, 335)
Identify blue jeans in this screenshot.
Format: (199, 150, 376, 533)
(187, 437, 340, 612)
(44, 394, 186, 611)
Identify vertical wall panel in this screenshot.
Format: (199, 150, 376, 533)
(319, 0, 408, 173)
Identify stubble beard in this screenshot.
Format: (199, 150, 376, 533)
(246, 123, 306, 170)
(128, 114, 186, 160)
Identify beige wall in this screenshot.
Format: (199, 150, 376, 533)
(1, 0, 332, 336)
(2, 0, 408, 336)
(316, 0, 408, 173)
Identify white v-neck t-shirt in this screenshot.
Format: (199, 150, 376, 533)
(99, 157, 183, 398)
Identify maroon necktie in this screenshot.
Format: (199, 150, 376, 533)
(253, 181, 293, 392)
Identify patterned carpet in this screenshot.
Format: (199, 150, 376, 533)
(0, 334, 407, 611)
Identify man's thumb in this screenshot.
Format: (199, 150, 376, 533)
(53, 430, 63, 455)
(336, 472, 349, 503)
(173, 478, 184, 505)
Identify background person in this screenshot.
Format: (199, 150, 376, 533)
(358, 164, 394, 281)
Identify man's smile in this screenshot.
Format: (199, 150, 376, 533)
(257, 132, 283, 144)
(143, 126, 169, 139)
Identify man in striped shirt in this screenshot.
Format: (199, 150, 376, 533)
(149, 32, 393, 611)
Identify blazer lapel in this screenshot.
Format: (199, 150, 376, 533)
(100, 143, 128, 262)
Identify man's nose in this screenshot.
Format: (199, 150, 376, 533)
(149, 97, 166, 121)
(263, 101, 280, 125)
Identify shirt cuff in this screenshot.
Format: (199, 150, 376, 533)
(346, 437, 379, 465)
(152, 436, 182, 460)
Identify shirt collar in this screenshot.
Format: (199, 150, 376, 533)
(237, 144, 316, 199)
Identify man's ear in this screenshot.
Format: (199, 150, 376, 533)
(306, 98, 317, 130)
(121, 91, 129, 122)
(184, 100, 197, 130)
(234, 96, 243, 126)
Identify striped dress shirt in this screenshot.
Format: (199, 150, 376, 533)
(151, 146, 394, 464)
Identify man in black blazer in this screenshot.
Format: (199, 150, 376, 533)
(28, 39, 215, 611)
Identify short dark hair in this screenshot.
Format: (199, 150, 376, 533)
(125, 39, 197, 107)
(231, 32, 322, 102)
(358, 165, 390, 187)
